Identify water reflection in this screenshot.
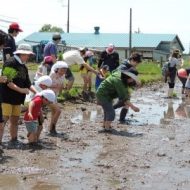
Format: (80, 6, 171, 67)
(71, 98, 190, 126)
(161, 99, 190, 125)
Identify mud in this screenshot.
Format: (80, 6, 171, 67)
(1, 81, 190, 190)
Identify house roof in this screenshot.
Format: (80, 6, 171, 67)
(18, 32, 184, 50)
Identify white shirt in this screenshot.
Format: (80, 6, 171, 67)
(63, 50, 85, 66)
(34, 64, 48, 81)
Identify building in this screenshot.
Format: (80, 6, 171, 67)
(18, 27, 185, 63)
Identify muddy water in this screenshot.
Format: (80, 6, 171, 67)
(1, 81, 190, 190)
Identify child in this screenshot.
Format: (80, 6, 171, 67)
(0, 30, 8, 148)
(80, 50, 95, 93)
(34, 56, 53, 81)
(49, 61, 68, 134)
(95, 65, 110, 91)
(28, 75, 53, 137)
(24, 89, 55, 144)
(177, 68, 190, 97)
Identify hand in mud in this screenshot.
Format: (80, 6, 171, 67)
(131, 105, 140, 112)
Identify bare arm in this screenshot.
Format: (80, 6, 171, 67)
(82, 63, 99, 75)
(7, 82, 29, 94)
(29, 85, 37, 94)
(125, 100, 140, 112)
(27, 101, 35, 120)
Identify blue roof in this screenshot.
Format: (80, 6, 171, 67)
(19, 32, 181, 49)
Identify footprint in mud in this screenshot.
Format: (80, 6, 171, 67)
(98, 128, 143, 137)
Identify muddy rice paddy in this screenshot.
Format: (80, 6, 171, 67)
(1, 81, 190, 190)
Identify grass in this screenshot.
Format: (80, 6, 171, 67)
(4, 59, 190, 87)
(136, 61, 163, 85)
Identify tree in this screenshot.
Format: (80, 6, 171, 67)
(39, 24, 64, 33)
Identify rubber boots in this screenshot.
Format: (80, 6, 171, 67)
(119, 108, 128, 121)
(168, 88, 174, 98)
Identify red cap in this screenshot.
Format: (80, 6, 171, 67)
(9, 22, 23, 32)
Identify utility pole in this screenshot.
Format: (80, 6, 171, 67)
(67, 0, 70, 33)
(129, 8, 132, 57)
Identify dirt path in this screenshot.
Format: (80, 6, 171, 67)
(1, 82, 190, 190)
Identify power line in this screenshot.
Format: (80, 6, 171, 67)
(0, 14, 17, 20)
(0, 18, 15, 23)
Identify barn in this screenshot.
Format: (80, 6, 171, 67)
(18, 27, 184, 63)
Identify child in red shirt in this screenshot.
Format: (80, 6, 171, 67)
(24, 89, 55, 144)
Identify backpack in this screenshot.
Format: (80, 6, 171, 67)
(161, 62, 170, 77)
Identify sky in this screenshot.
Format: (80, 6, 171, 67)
(0, 0, 189, 53)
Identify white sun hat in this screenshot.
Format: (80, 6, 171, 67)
(50, 61, 68, 73)
(36, 75, 52, 87)
(39, 89, 56, 103)
(13, 43, 35, 55)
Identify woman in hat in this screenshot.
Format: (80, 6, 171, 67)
(166, 49, 183, 98)
(96, 67, 140, 131)
(0, 30, 8, 147)
(113, 52, 142, 122)
(1, 43, 36, 142)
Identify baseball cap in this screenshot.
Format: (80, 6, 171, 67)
(40, 89, 56, 103)
(9, 22, 23, 32)
(13, 43, 34, 55)
(36, 75, 52, 87)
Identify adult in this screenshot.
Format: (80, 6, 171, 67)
(63, 48, 99, 90)
(43, 32, 61, 66)
(98, 44, 119, 72)
(166, 49, 183, 98)
(113, 52, 142, 122)
(96, 67, 140, 131)
(3, 22, 23, 62)
(0, 30, 8, 147)
(1, 43, 36, 142)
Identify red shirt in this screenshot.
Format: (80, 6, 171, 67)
(24, 96, 43, 121)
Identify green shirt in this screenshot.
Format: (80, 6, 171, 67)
(96, 71, 130, 102)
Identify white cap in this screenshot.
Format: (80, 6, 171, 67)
(14, 43, 34, 55)
(36, 75, 52, 87)
(50, 61, 68, 73)
(39, 89, 56, 103)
